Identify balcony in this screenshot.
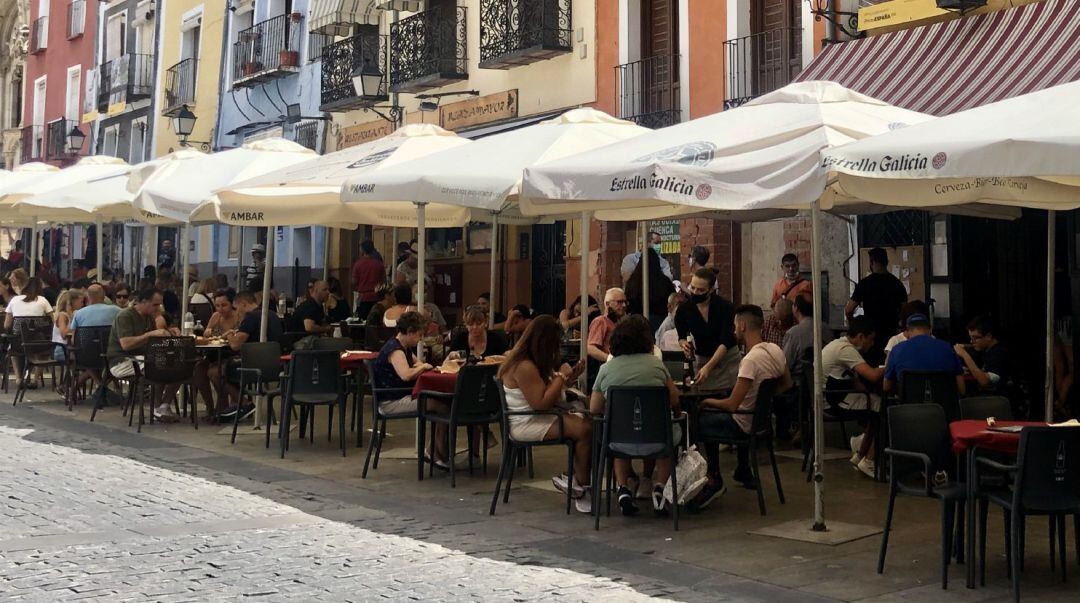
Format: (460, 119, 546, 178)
(724, 27, 802, 109)
(615, 54, 680, 129)
(96, 54, 154, 112)
(20, 125, 43, 162)
(292, 120, 320, 151)
(67, 0, 85, 39)
(390, 5, 468, 93)
(163, 58, 197, 115)
(30, 16, 47, 53)
(232, 14, 302, 88)
(478, 0, 572, 69)
(45, 119, 80, 160)
(320, 32, 388, 112)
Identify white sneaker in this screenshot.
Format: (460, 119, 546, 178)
(718, 443, 733, 452)
(635, 476, 654, 500)
(856, 457, 876, 479)
(574, 490, 593, 514)
(153, 404, 179, 422)
(551, 474, 586, 499)
(849, 451, 863, 467)
(849, 434, 864, 454)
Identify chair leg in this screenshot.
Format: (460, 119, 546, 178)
(449, 422, 459, 488)
(190, 385, 199, 430)
(279, 400, 291, 458)
(482, 425, 489, 474)
(954, 500, 965, 564)
(1058, 514, 1067, 583)
(503, 448, 521, 504)
(878, 487, 898, 574)
(327, 404, 333, 442)
(768, 438, 785, 504)
(362, 419, 383, 479)
(593, 448, 604, 530)
(374, 421, 387, 469)
(416, 417, 427, 482)
(671, 452, 679, 532)
(978, 498, 989, 586)
(428, 422, 437, 479)
(265, 395, 277, 449)
(489, 442, 513, 515)
(1010, 508, 1021, 603)
(751, 443, 767, 516)
(1050, 515, 1057, 572)
(1004, 511, 1013, 581)
(942, 498, 956, 589)
(1074, 513, 1079, 568)
(338, 401, 347, 457)
(527, 447, 535, 479)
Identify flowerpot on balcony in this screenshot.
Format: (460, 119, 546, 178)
(289, 12, 302, 23)
(279, 50, 299, 68)
(242, 61, 263, 76)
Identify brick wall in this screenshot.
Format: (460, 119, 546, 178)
(782, 216, 813, 267)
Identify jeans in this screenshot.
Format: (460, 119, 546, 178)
(698, 411, 750, 480)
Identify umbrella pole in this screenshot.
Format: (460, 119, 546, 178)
(1045, 210, 1056, 422)
(390, 228, 398, 283)
(67, 225, 73, 281)
(180, 223, 191, 329)
(489, 212, 499, 330)
(641, 222, 650, 325)
(579, 212, 590, 388)
(95, 218, 103, 285)
(237, 227, 245, 290)
(416, 203, 426, 361)
(29, 218, 38, 277)
(810, 199, 826, 532)
(323, 227, 330, 281)
(259, 229, 275, 342)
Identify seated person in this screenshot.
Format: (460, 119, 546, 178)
(822, 316, 885, 479)
(292, 279, 333, 335)
(497, 315, 591, 513)
(411, 283, 446, 335)
(325, 277, 352, 324)
(884, 300, 930, 359)
(365, 284, 395, 326)
(884, 312, 966, 398)
(953, 315, 1008, 395)
(503, 304, 535, 336)
(589, 315, 681, 516)
(70, 284, 122, 393)
(559, 295, 600, 336)
(106, 288, 182, 421)
(655, 291, 687, 352)
(112, 285, 131, 309)
(220, 291, 285, 417)
(696, 305, 791, 508)
(194, 292, 241, 419)
(449, 307, 509, 359)
(381, 284, 413, 328)
(372, 312, 455, 467)
(476, 292, 506, 326)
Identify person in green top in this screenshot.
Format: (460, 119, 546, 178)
(589, 315, 682, 517)
(107, 288, 182, 421)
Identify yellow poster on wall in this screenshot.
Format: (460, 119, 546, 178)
(858, 0, 950, 31)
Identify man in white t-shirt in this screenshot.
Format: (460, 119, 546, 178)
(692, 304, 791, 510)
(821, 316, 885, 478)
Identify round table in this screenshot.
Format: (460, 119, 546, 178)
(949, 420, 1045, 455)
(412, 370, 458, 397)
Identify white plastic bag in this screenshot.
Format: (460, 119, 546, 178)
(664, 445, 708, 505)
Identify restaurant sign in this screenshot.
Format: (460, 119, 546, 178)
(440, 90, 519, 131)
(648, 220, 681, 255)
(337, 118, 394, 150)
(858, 0, 949, 31)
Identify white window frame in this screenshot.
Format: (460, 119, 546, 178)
(129, 117, 148, 163)
(65, 65, 81, 124)
(32, 76, 46, 159)
(105, 12, 127, 61)
(102, 124, 120, 157)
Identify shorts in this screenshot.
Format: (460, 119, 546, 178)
(509, 414, 558, 442)
(838, 392, 882, 412)
(378, 395, 418, 416)
(110, 358, 140, 379)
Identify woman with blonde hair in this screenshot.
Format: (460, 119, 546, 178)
(52, 289, 86, 363)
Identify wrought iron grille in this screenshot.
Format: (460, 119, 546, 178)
(615, 54, 680, 129)
(320, 32, 388, 111)
(45, 119, 75, 159)
(30, 16, 47, 53)
(293, 120, 320, 151)
(859, 211, 929, 248)
(20, 125, 43, 162)
(308, 31, 332, 62)
(390, 5, 468, 93)
(164, 58, 197, 114)
(478, 0, 572, 69)
(724, 27, 802, 109)
(67, 1, 85, 38)
(97, 54, 154, 111)
(232, 13, 302, 87)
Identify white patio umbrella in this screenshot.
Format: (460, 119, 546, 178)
(519, 82, 949, 534)
(343, 108, 650, 339)
(824, 80, 1080, 423)
(133, 139, 317, 341)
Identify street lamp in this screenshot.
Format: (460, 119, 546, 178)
(351, 59, 385, 99)
(66, 126, 86, 154)
(171, 104, 210, 150)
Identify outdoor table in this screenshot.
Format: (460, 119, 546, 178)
(412, 370, 458, 398)
(195, 341, 230, 418)
(951, 419, 1046, 588)
(279, 350, 377, 371)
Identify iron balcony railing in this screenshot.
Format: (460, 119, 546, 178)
(21, 125, 43, 162)
(478, 0, 572, 69)
(46, 118, 78, 159)
(320, 32, 388, 111)
(615, 54, 680, 129)
(232, 13, 302, 88)
(724, 27, 802, 109)
(97, 53, 155, 111)
(308, 31, 332, 62)
(163, 58, 197, 115)
(30, 16, 47, 53)
(390, 5, 468, 93)
(293, 120, 320, 151)
(67, 0, 85, 38)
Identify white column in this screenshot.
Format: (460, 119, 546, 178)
(95, 218, 103, 285)
(29, 219, 38, 277)
(1045, 210, 1056, 422)
(237, 227, 245, 290)
(416, 203, 427, 362)
(810, 199, 826, 531)
(180, 223, 191, 327)
(488, 212, 499, 329)
(259, 229, 275, 342)
(678, 0, 691, 120)
(323, 227, 331, 281)
(390, 228, 399, 283)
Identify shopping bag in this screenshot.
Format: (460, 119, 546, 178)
(664, 445, 708, 505)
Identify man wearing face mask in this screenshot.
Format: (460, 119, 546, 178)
(674, 268, 742, 390)
(587, 287, 628, 363)
(620, 231, 673, 284)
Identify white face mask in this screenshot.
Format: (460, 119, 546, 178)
(652, 244, 662, 255)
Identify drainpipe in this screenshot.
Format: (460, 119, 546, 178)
(213, 1, 232, 152)
(825, 1, 838, 44)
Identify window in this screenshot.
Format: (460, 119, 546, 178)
(106, 13, 126, 61)
(129, 119, 147, 163)
(228, 226, 241, 260)
(102, 125, 120, 157)
(65, 66, 81, 124)
(32, 76, 46, 158)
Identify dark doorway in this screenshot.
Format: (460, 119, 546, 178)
(531, 223, 566, 316)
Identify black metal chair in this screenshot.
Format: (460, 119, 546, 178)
(278, 331, 310, 355)
(280, 350, 346, 458)
(361, 358, 420, 478)
(593, 385, 681, 531)
(899, 370, 961, 422)
(699, 378, 784, 516)
(135, 336, 199, 432)
(417, 364, 500, 487)
(11, 316, 62, 406)
(364, 325, 397, 352)
(489, 380, 577, 516)
(802, 352, 875, 480)
(313, 336, 362, 442)
(878, 404, 966, 589)
(959, 396, 1013, 421)
(233, 341, 284, 446)
(976, 426, 1080, 601)
(69, 325, 112, 416)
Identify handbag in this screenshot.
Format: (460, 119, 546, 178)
(663, 445, 708, 505)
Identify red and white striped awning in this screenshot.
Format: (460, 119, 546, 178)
(795, 0, 1080, 116)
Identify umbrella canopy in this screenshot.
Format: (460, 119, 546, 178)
(133, 139, 317, 223)
(822, 80, 1080, 210)
(0, 159, 106, 205)
(201, 124, 469, 227)
(342, 108, 650, 227)
(520, 82, 933, 219)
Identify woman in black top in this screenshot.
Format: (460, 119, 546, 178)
(449, 307, 509, 359)
(625, 247, 675, 322)
(325, 277, 352, 323)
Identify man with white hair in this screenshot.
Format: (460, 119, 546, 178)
(655, 291, 687, 352)
(587, 287, 628, 363)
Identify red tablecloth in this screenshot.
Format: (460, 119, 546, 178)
(280, 351, 377, 370)
(412, 371, 458, 397)
(949, 420, 1045, 455)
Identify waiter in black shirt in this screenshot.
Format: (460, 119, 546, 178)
(674, 268, 742, 390)
(292, 279, 333, 335)
(846, 247, 907, 365)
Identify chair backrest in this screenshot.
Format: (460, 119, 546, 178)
(314, 337, 352, 352)
(144, 336, 197, 383)
(886, 403, 952, 480)
(72, 325, 112, 370)
(604, 385, 674, 457)
(190, 302, 213, 325)
(288, 350, 341, 397)
(661, 350, 685, 381)
(239, 341, 283, 385)
(959, 396, 1013, 421)
(749, 378, 780, 435)
(450, 363, 500, 417)
(364, 325, 397, 351)
(11, 316, 52, 352)
(279, 331, 309, 355)
(1014, 426, 1080, 510)
(899, 370, 960, 421)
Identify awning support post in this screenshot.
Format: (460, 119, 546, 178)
(489, 211, 499, 330)
(811, 199, 826, 532)
(1045, 210, 1056, 422)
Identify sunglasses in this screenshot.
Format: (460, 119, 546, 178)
(116, 294, 129, 299)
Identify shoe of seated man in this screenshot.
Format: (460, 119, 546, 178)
(574, 490, 593, 514)
(635, 476, 653, 500)
(652, 484, 669, 516)
(732, 467, 756, 489)
(685, 479, 726, 513)
(551, 473, 586, 499)
(153, 403, 179, 422)
(849, 434, 864, 454)
(617, 485, 639, 516)
(857, 456, 876, 479)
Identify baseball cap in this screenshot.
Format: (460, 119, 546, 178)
(251, 243, 266, 253)
(906, 313, 930, 328)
